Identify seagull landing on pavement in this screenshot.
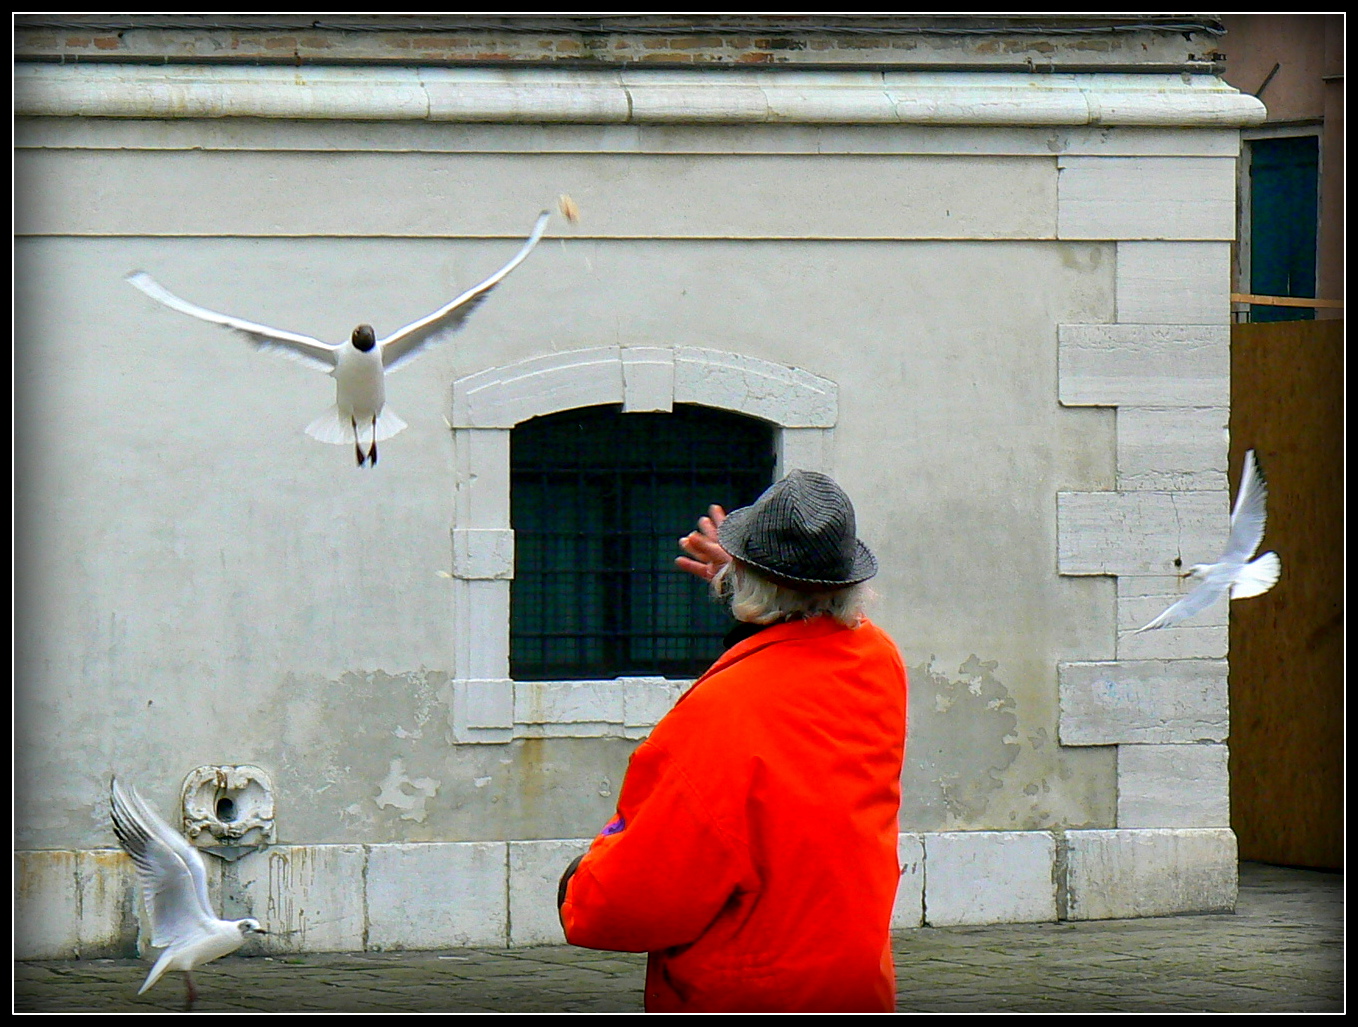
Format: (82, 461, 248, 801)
(1129, 449, 1282, 633)
(110, 778, 266, 1010)
(126, 211, 550, 466)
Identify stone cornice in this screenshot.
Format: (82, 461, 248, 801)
(15, 64, 1267, 127)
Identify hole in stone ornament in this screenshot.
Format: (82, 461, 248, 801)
(181, 765, 276, 858)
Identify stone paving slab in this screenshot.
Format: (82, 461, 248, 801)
(13, 863, 1342, 1013)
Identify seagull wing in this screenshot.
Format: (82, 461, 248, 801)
(1129, 578, 1226, 633)
(380, 211, 550, 373)
(1222, 448, 1269, 565)
(110, 779, 217, 948)
(126, 271, 340, 373)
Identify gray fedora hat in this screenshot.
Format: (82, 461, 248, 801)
(717, 470, 877, 588)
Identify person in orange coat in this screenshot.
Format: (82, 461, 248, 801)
(558, 471, 908, 1012)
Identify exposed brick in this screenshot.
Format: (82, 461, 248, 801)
(667, 36, 724, 50)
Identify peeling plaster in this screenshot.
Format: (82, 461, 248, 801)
(905, 654, 1021, 829)
(374, 759, 441, 823)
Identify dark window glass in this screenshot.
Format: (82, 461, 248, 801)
(1250, 136, 1319, 323)
(511, 404, 775, 680)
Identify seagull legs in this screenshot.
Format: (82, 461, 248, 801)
(183, 970, 197, 1012)
(352, 415, 379, 466)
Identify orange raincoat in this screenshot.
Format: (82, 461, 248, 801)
(561, 615, 908, 1012)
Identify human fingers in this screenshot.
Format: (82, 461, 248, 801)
(680, 529, 728, 563)
(675, 555, 717, 581)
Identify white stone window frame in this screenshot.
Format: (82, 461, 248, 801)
(446, 345, 837, 742)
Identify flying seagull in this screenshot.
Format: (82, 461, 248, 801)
(1129, 449, 1281, 633)
(127, 211, 550, 466)
(110, 777, 266, 1010)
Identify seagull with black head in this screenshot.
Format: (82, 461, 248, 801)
(127, 211, 549, 466)
(110, 777, 267, 1010)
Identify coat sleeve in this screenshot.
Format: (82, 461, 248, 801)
(561, 738, 753, 953)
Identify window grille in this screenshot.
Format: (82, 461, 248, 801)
(511, 403, 775, 681)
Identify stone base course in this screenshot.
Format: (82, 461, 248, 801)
(16, 828, 1240, 959)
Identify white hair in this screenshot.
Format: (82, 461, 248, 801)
(712, 560, 868, 628)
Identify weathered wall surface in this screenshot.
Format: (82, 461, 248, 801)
(16, 121, 1118, 848)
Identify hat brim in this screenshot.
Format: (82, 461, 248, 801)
(718, 503, 878, 588)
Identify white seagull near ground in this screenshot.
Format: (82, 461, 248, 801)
(110, 778, 266, 1009)
(126, 211, 550, 466)
(1129, 448, 1282, 633)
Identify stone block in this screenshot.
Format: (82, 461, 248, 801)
(234, 844, 367, 953)
(508, 838, 594, 947)
(1063, 828, 1237, 919)
(14, 850, 80, 959)
(622, 677, 685, 731)
(366, 842, 508, 950)
(621, 347, 675, 413)
(777, 427, 834, 476)
(1057, 156, 1236, 240)
(424, 68, 629, 124)
(891, 832, 925, 929)
(515, 680, 625, 730)
(450, 678, 515, 744)
(452, 429, 511, 527)
(673, 347, 836, 428)
(1059, 660, 1228, 745)
(453, 348, 625, 429)
(1117, 744, 1230, 828)
(1116, 406, 1229, 491)
(451, 528, 515, 580)
(1058, 324, 1230, 408)
(923, 831, 1057, 926)
(1116, 575, 1227, 660)
(451, 579, 510, 683)
(1057, 490, 1228, 576)
(77, 849, 139, 958)
(1116, 242, 1231, 324)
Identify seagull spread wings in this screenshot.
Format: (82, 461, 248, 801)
(110, 778, 217, 952)
(1130, 449, 1281, 633)
(125, 209, 551, 377)
(124, 272, 341, 373)
(380, 210, 551, 372)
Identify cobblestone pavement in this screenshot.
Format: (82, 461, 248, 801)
(13, 862, 1343, 1013)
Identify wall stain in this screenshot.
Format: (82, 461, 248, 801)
(903, 654, 1020, 829)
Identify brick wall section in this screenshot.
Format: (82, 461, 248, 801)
(13, 14, 1217, 68)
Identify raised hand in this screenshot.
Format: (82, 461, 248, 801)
(676, 505, 732, 582)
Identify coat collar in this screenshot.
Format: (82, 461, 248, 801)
(681, 615, 854, 702)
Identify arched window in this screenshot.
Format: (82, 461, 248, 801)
(511, 404, 775, 680)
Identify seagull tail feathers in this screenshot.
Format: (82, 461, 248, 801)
(373, 407, 409, 442)
(1230, 551, 1281, 600)
(304, 407, 408, 445)
(139, 948, 177, 994)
